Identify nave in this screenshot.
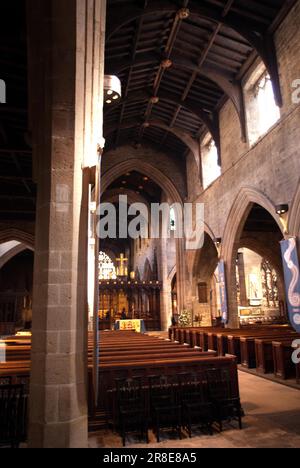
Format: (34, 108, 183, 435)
(1, 325, 300, 448)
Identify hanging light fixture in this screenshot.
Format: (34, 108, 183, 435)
(104, 75, 122, 104)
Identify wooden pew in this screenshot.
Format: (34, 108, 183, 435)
(0, 331, 241, 434)
(272, 340, 297, 380)
(240, 332, 298, 369)
(97, 354, 239, 424)
(255, 337, 298, 374)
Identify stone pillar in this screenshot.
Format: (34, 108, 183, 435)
(176, 237, 187, 315)
(158, 236, 172, 331)
(237, 252, 248, 307)
(226, 259, 240, 329)
(27, 0, 106, 448)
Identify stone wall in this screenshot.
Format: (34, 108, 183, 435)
(188, 1, 300, 242)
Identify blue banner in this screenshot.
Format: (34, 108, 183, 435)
(280, 237, 300, 333)
(218, 261, 228, 324)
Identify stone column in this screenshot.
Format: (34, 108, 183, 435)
(159, 236, 173, 331)
(27, 0, 106, 448)
(226, 259, 240, 329)
(237, 252, 248, 307)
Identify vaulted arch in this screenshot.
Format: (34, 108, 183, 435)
(102, 159, 183, 206)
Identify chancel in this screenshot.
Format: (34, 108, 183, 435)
(0, 0, 300, 450)
(98, 251, 161, 331)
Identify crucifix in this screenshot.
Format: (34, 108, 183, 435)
(116, 253, 128, 277)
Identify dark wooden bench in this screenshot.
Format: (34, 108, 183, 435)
(96, 355, 239, 423)
(240, 332, 299, 369)
(272, 340, 298, 380)
(255, 337, 298, 374)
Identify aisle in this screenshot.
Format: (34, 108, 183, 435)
(89, 371, 300, 449)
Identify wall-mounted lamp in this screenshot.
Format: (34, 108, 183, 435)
(276, 204, 289, 215)
(89, 201, 97, 213)
(104, 75, 122, 104)
(214, 238, 222, 245)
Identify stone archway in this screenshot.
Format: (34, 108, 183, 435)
(221, 187, 284, 327)
(101, 158, 187, 316)
(239, 236, 286, 309)
(0, 228, 34, 250)
(0, 229, 35, 270)
(0, 243, 33, 270)
(191, 232, 219, 327)
(101, 158, 183, 205)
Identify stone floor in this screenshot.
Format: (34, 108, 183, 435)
(89, 371, 300, 449)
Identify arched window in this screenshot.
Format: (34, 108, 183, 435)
(261, 259, 279, 308)
(201, 136, 221, 189)
(255, 72, 280, 137)
(99, 251, 117, 280)
(245, 65, 280, 146)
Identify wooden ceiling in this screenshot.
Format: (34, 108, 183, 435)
(104, 0, 296, 156)
(0, 0, 297, 222)
(0, 0, 35, 221)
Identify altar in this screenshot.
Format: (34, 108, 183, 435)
(114, 319, 147, 334)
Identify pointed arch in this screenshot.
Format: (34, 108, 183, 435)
(101, 158, 183, 205)
(192, 232, 219, 282)
(221, 187, 284, 327)
(101, 158, 186, 311)
(0, 229, 34, 250)
(222, 187, 283, 263)
(0, 244, 32, 270)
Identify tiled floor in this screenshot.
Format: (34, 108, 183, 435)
(89, 371, 300, 449)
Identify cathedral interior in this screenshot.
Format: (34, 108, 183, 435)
(0, 0, 300, 450)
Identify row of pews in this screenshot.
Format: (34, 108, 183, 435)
(169, 326, 300, 383)
(1, 330, 243, 443)
(0, 336, 31, 447)
(90, 330, 243, 442)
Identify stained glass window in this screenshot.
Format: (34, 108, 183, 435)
(99, 251, 117, 280)
(261, 259, 279, 308)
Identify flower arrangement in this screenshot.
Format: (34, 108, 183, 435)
(178, 309, 193, 327)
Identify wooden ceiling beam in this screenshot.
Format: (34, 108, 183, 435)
(107, 1, 282, 106)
